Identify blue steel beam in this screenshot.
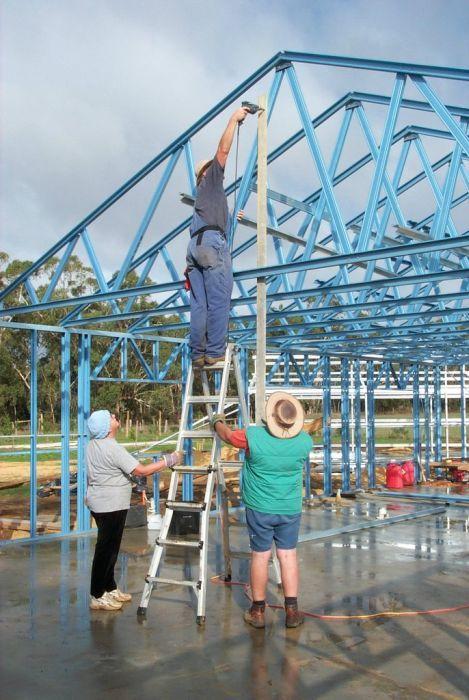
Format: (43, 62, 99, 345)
(77, 334, 91, 532)
(149, 302, 469, 334)
(433, 366, 442, 461)
(62, 273, 469, 328)
(424, 367, 431, 479)
(286, 65, 352, 255)
(461, 365, 467, 459)
(412, 364, 422, 481)
(341, 358, 351, 492)
(356, 75, 406, 252)
(29, 330, 38, 538)
(411, 76, 469, 154)
(322, 356, 332, 496)
(366, 361, 376, 489)
(353, 359, 362, 489)
(282, 51, 469, 81)
(2, 235, 467, 319)
(60, 332, 71, 533)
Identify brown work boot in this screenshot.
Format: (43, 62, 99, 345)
(285, 604, 305, 628)
(192, 357, 205, 369)
(243, 604, 265, 629)
(205, 356, 225, 365)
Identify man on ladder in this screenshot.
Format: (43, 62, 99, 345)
(185, 106, 251, 368)
(211, 393, 321, 629)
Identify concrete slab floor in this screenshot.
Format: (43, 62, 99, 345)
(1, 499, 468, 700)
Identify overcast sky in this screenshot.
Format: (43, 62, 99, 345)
(1, 0, 468, 279)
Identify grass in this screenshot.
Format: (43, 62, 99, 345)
(0, 483, 31, 499)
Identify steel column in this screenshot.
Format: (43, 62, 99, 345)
(322, 356, 332, 496)
(353, 359, 362, 489)
(412, 364, 421, 481)
(424, 366, 431, 479)
(434, 366, 442, 461)
(366, 361, 376, 489)
(29, 330, 38, 537)
(461, 365, 467, 459)
(77, 334, 91, 531)
(60, 332, 71, 533)
(341, 358, 351, 491)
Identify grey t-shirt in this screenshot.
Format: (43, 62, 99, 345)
(86, 438, 139, 513)
(194, 157, 229, 232)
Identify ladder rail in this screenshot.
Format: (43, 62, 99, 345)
(138, 344, 248, 624)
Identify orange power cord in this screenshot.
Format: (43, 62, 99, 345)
(210, 575, 469, 620)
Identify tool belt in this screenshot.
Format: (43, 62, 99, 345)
(190, 224, 225, 245)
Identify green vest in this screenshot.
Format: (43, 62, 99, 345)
(242, 426, 313, 515)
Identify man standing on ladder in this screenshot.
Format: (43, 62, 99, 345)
(186, 106, 251, 368)
(211, 393, 321, 629)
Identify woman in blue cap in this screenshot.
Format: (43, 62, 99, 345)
(86, 409, 183, 611)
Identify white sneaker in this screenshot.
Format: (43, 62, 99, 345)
(90, 593, 123, 611)
(107, 588, 132, 603)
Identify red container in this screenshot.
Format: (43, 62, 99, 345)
(452, 469, 469, 483)
(401, 460, 415, 486)
(386, 462, 404, 489)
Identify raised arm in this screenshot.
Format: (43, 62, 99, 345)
(215, 107, 250, 168)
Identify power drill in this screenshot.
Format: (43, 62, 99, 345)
(242, 100, 262, 115)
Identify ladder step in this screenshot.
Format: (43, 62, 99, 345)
(145, 576, 200, 589)
(171, 466, 214, 475)
(187, 395, 220, 403)
(199, 362, 227, 370)
(166, 500, 206, 512)
(157, 537, 202, 549)
(181, 430, 213, 438)
(219, 460, 244, 469)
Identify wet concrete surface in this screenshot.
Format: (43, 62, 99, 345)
(1, 499, 468, 699)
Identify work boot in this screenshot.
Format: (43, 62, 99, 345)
(108, 588, 132, 603)
(192, 357, 205, 369)
(243, 605, 266, 629)
(205, 356, 225, 365)
(285, 603, 305, 628)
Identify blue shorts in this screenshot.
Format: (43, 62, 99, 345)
(245, 508, 301, 552)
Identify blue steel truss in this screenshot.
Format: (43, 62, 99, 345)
(1, 51, 467, 366)
(1, 52, 468, 542)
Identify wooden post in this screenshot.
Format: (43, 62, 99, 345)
(255, 94, 267, 425)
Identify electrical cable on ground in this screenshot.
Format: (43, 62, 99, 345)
(210, 575, 469, 620)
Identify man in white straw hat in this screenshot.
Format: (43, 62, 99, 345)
(211, 393, 322, 629)
(186, 106, 251, 368)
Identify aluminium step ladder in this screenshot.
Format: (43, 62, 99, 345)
(137, 344, 249, 625)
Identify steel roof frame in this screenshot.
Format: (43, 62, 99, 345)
(1, 51, 467, 366)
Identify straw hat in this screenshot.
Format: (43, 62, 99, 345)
(195, 159, 212, 182)
(265, 392, 305, 439)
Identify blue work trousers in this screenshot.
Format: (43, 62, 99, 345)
(186, 230, 233, 359)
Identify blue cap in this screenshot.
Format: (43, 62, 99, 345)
(87, 410, 111, 439)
